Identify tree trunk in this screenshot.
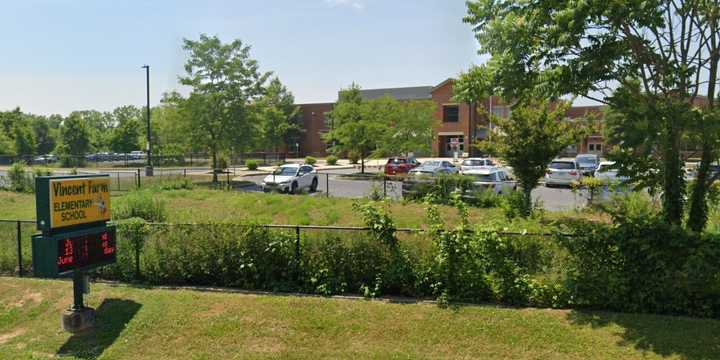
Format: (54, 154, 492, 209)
(688, 144, 712, 232)
(662, 121, 684, 226)
(361, 156, 365, 174)
(522, 183, 533, 218)
(211, 147, 218, 183)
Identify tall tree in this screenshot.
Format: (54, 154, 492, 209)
(372, 97, 437, 157)
(324, 84, 388, 173)
(13, 123, 36, 157)
(256, 77, 299, 153)
(58, 113, 91, 167)
(480, 100, 585, 216)
(179, 34, 271, 182)
(30, 116, 57, 155)
(465, 0, 720, 230)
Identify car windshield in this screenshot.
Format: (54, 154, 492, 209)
(388, 158, 406, 164)
(422, 161, 440, 167)
(471, 174, 496, 182)
(463, 159, 494, 166)
(273, 167, 297, 176)
(576, 156, 597, 164)
(550, 161, 575, 170)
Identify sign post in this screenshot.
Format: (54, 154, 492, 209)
(33, 174, 116, 333)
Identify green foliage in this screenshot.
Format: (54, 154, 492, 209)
(13, 123, 36, 156)
(464, 0, 720, 231)
(245, 159, 259, 171)
(216, 154, 229, 170)
(325, 155, 338, 165)
(4, 162, 32, 193)
(304, 156, 317, 165)
(110, 115, 142, 153)
(478, 100, 586, 216)
(404, 174, 502, 208)
(113, 190, 167, 223)
(256, 77, 300, 152)
(58, 113, 91, 167)
(353, 201, 397, 247)
(560, 217, 720, 317)
(348, 150, 360, 164)
(571, 177, 607, 207)
(178, 34, 271, 182)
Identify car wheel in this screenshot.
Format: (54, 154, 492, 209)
(290, 182, 298, 194)
(310, 177, 318, 192)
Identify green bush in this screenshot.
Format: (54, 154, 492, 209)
(348, 151, 360, 164)
(4, 162, 32, 192)
(304, 156, 317, 166)
(326, 155, 338, 166)
(560, 214, 720, 317)
(245, 159, 259, 171)
(217, 155, 229, 170)
(113, 190, 167, 222)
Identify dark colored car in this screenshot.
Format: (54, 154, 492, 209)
(385, 157, 420, 175)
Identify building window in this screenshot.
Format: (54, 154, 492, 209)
(565, 144, 578, 154)
(445, 136, 464, 154)
(589, 143, 602, 152)
(491, 106, 510, 118)
(443, 105, 459, 122)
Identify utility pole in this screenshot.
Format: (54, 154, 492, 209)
(142, 65, 153, 176)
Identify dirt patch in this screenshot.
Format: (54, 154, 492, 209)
(247, 336, 286, 354)
(0, 328, 25, 345)
(12, 291, 43, 308)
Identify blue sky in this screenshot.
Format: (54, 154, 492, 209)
(0, 0, 482, 115)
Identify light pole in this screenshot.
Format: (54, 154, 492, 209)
(142, 65, 153, 176)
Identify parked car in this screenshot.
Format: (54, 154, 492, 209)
(130, 151, 147, 160)
(545, 159, 582, 186)
(262, 164, 318, 194)
(33, 154, 57, 164)
(408, 160, 458, 177)
(575, 153, 600, 176)
(464, 168, 516, 194)
(459, 158, 496, 174)
(384, 157, 420, 175)
(594, 161, 630, 182)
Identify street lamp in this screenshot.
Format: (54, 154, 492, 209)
(142, 65, 153, 176)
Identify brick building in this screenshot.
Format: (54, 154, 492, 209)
(295, 79, 605, 158)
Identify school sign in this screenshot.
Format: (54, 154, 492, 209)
(33, 175, 116, 277)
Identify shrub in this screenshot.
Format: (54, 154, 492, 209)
(348, 151, 360, 164)
(113, 190, 167, 222)
(326, 155, 338, 166)
(4, 162, 32, 192)
(217, 155, 229, 170)
(152, 178, 194, 191)
(304, 156, 317, 166)
(245, 159, 259, 171)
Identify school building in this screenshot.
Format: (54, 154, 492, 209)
(294, 78, 605, 158)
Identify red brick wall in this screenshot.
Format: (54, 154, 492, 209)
(297, 103, 334, 157)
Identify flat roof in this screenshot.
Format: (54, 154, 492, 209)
(355, 86, 433, 101)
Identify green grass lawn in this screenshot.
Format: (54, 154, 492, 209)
(1, 277, 718, 359)
(0, 189, 541, 230)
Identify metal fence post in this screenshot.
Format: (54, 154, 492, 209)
(184, 168, 187, 177)
(16, 221, 23, 277)
(383, 176, 387, 199)
(326, 173, 329, 198)
(295, 226, 301, 282)
(137, 168, 141, 188)
(135, 239, 141, 280)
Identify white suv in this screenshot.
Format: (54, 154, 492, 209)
(464, 168, 517, 194)
(262, 164, 318, 194)
(545, 159, 582, 186)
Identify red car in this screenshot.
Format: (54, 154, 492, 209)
(384, 157, 420, 175)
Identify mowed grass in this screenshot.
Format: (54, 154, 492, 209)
(1, 277, 718, 359)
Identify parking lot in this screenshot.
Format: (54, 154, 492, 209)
(238, 167, 587, 212)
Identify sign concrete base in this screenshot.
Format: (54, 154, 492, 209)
(145, 166, 154, 177)
(62, 307, 96, 333)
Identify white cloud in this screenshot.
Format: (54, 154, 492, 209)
(324, 0, 365, 10)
